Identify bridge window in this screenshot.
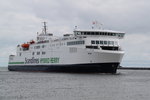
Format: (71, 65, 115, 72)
(91, 40, 95, 44)
(104, 41, 107, 45)
(117, 33, 124, 38)
(100, 41, 103, 44)
(96, 32, 99, 35)
(75, 31, 124, 37)
(108, 41, 114, 45)
(114, 41, 118, 45)
(87, 32, 90, 35)
(92, 40, 116, 45)
(113, 33, 116, 36)
(96, 41, 99, 44)
(119, 33, 124, 37)
(91, 32, 94, 35)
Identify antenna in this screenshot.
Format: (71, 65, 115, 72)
(74, 26, 77, 30)
(43, 22, 47, 34)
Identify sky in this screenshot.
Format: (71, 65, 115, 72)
(0, 0, 150, 67)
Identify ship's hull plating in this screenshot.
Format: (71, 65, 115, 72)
(8, 63, 119, 73)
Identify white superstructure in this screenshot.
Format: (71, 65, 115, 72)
(8, 22, 125, 73)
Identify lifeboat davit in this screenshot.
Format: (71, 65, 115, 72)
(21, 43, 29, 48)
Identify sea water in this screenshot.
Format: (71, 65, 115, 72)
(0, 69, 150, 100)
(0, 67, 8, 71)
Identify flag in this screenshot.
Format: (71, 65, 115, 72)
(93, 21, 96, 24)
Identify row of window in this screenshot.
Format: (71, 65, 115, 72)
(22, 40, 84, 50)
(34, 45, 46, 49)
(33, 43, 66, 49)
(91, 40, 118, 45)
(19, 51, 46, 57)
(75, 32, 124, 37)
(32, 51, 46, 55)
(50, 43, 66, 47)
(21, 43, 66, 51)
(85, 45, 119, 51)
(67, 41, 85, 46)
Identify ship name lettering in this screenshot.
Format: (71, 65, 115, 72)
(25, 57, 39, 64)
(40, 57, 59, 63)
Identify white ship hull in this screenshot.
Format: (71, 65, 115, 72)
(8, 47, 124, 73)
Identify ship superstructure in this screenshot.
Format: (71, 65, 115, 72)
(8, 22, 125, 73)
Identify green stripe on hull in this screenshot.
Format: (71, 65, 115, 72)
(9, 62, 24, 64)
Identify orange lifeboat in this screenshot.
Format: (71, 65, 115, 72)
(21, 43, 29, 48)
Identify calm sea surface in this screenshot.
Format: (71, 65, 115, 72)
(0, 68, 150, 100)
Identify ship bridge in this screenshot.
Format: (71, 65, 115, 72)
(73, 29, 125, 51)
(74, 29, 125, 39)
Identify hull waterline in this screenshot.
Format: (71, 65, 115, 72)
(8, 63, 119, 73)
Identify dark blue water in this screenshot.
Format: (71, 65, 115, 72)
(0, 69, 150, 100)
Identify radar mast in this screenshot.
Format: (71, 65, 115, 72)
(43, 22, 47, 34)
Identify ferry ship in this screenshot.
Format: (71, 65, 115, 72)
(8, 22, 125, 73)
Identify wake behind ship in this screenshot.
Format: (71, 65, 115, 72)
(8, 22, 125, 73)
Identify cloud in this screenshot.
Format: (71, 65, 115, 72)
(25, 0, 149, 34)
